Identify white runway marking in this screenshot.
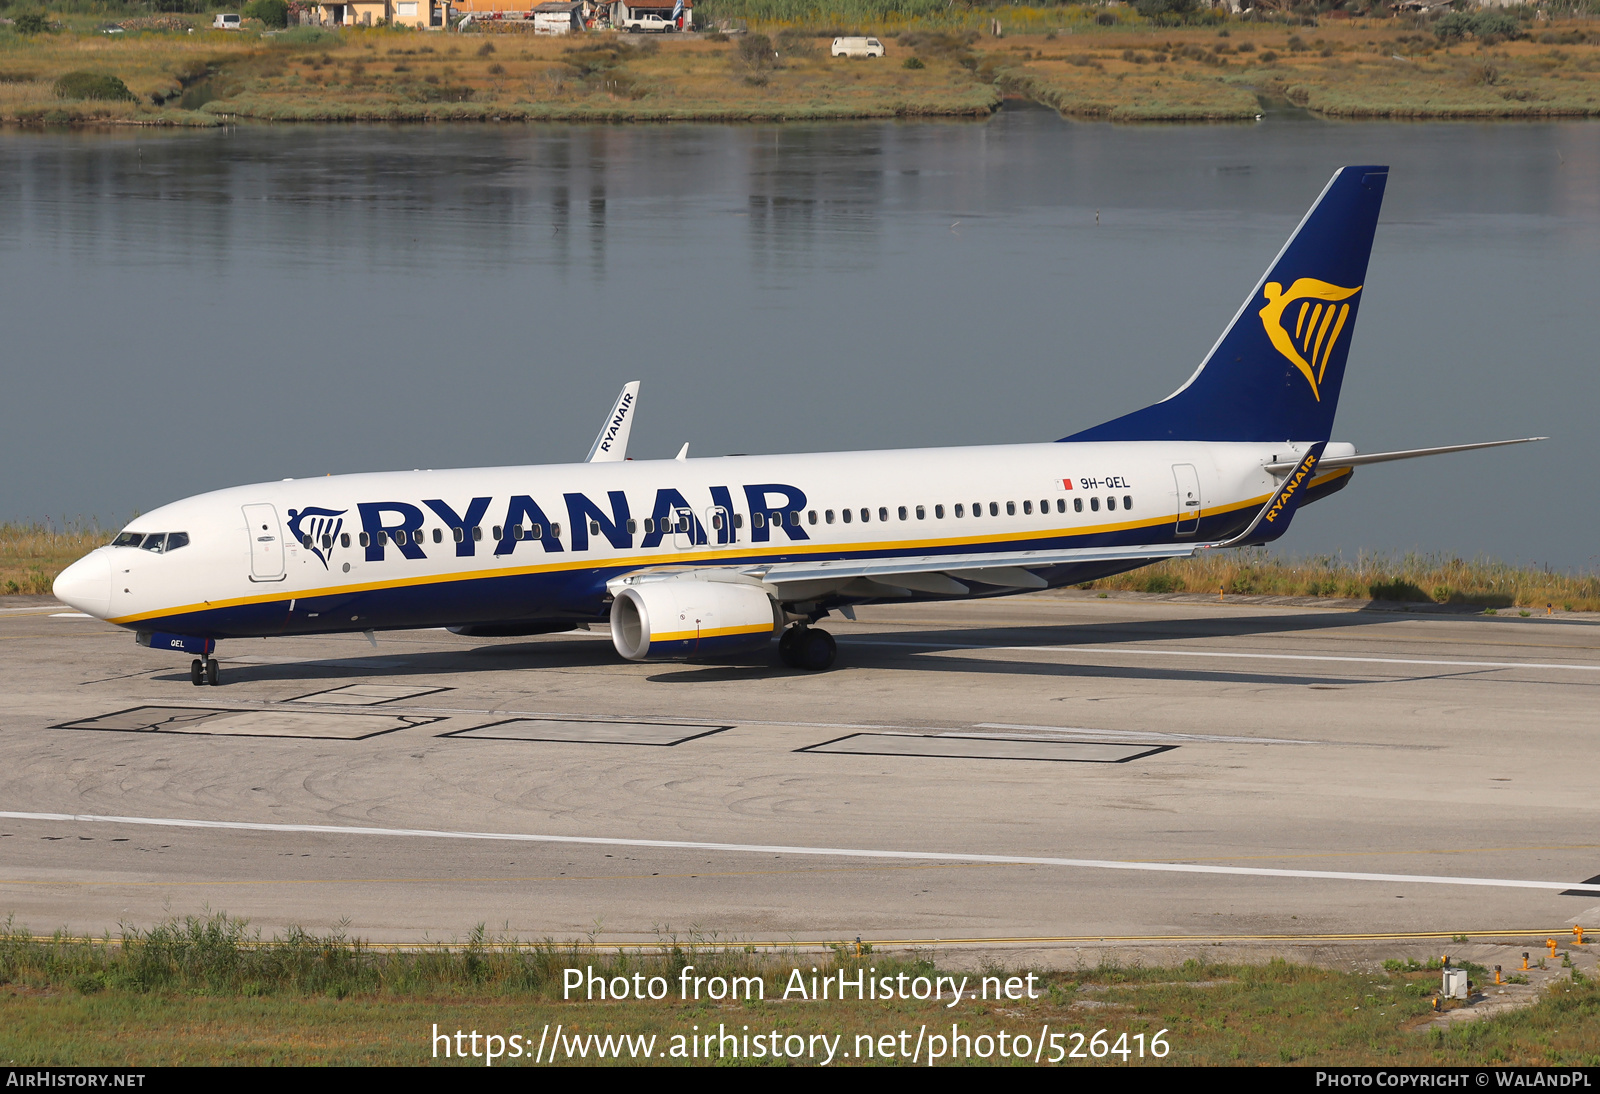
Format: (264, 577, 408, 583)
(2, 811, 1596, 895)
(851, 639, 1600, 673)
(49, 612, 91, 619)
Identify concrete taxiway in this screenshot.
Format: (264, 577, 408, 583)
(2, 592, 1597, 954)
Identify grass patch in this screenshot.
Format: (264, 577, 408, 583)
(2, 917, 1600, 1065)
(1076, 551, 1599, 612)
(0, 522, 107, 595)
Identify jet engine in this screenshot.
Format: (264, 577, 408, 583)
(609, 578, 781, 661)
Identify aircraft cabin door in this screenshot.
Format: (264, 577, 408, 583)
(671, 507, 696, 551)
(1172, 465, 1202, 536)
(243, 503, 287, 581)
(706, 506, 733, 546)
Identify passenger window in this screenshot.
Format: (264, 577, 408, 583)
(825, 510, 835, 524)
(552, 523, 562, 538)
(360, 532, 371, 547)
(167, 532, 189, 551)
(1023, 500, 1033, 515)
(433, 528, 443, 543)
(1073, 498, 1083, 514)
(897, 506, 907, 521)
(301, 535, 313, 549)
(378, 531, 389, 546)
(954, 504, 964, 518)
(1107, 497, 1117, 511)
(453, 527, 464, 543)
(753, 513, 765, 529)
(471, 527, 482, 542)
(878, 507, 888, 523)
(788, 511, 800, 527)
(990, 502, 1000, 517)
(1056, 499, 1065, 514)
(935, 505, 944, 519)
(512, 526, 523, 541)
(916, 505, 925, 520)
(342, 533, 352, 548)
(842, 509, 852, 524)
(1124, 495, 1133, 509)
(644, 518, 655, 534)
(971, 503, 981, 519)
(733, 514, 744, 529)
(860, 508, 870, 523)
(321, 534, 332, 550)
(1090, 497, 1100, 512)
(590, 521, 601, 535)
(492, 526, 502, 540)
(531, 524, 543, 539)
(625, 519, 637, 534)
(1006, 501, 1016, 516)
(808, 510, 818, 525)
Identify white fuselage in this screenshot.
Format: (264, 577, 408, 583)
(56, 438, 1344, 642)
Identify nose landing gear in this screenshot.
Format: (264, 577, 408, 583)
(190, 658, 220, 686)
(778, 624, 837, 671)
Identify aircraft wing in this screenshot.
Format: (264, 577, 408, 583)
(609, 542, 1199, 601)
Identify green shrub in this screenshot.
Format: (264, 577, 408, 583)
(902, 55, 924, 69)
(12, 12, 51, 33)
(243, 0, 289, 29)
(54, 72, 136, 101)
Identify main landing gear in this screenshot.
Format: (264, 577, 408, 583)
(778, 624, 836, 671)
(190, 658, 219, 687)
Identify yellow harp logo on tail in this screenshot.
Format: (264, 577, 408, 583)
(1258, 279, 1362, 401)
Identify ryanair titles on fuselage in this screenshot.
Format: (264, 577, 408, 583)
(289, 482, 813, 569)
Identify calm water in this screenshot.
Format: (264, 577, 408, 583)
(2, 108, 1595, 568)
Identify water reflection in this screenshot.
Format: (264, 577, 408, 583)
(0, 110, 1595, 568)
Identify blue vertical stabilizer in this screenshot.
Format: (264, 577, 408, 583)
(1065, 166, 1388, 444)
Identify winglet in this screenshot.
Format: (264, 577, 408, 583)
(586, 382, 641, 463)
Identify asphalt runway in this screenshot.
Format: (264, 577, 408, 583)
(3, 592, 1598, 954)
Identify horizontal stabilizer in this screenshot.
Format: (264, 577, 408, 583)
(1263, 437, 1546, 475)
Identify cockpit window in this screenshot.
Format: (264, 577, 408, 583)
(115, 531, 188, 552)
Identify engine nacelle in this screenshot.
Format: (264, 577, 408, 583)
(610, 579, 780, 661)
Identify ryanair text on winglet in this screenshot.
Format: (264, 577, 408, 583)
(1263, 453, 1320, 525)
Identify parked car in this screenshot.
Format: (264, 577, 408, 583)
(831, 36, 885, 58)
(212, 13, 242, 29)
(623, 13, 676, 32)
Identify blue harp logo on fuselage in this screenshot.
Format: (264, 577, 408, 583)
(1258, 278, 1362, 402)
(286, 507, 347, 569)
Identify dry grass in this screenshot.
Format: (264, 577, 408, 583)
(0, 523, 108, 596)
(1081, 550, 1600, 613)
(3, 15, 1597, 124)
(967, 17, 1600, 120)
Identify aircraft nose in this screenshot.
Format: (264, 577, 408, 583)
(53, 551, 111, 618)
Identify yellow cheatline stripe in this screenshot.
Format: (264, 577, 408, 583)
(15, 928, 1586, 951)
(108, 493, 1278, 627)
(651, 623, 774, 643)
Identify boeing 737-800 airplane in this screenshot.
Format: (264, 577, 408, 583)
(53, 166, 1540, 684)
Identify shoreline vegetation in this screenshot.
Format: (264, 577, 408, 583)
(6, 521, 1595, 610)
(0, 7, 1598, 125)
(1, 914, 1597, 1065)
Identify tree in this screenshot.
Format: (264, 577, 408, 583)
(244, 0, 290, 28)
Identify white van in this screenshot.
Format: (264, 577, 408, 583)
(831, 36, 884, 58)
(212, 13, 242, 29)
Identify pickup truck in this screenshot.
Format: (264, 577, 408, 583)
(623, 13, 676, 32)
